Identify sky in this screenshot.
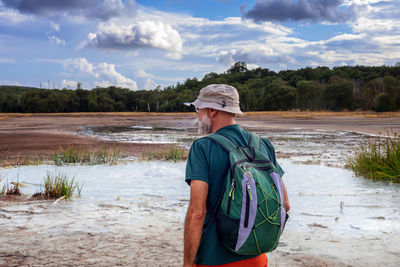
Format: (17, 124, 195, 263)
(0, 0, 399, 91)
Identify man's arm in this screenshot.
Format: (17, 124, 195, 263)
(183, 180, 208, 267)
(282, 180, 290, 212)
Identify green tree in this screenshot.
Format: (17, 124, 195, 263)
(262, 79, 296, 110)
(227, 62, 248, 74)
(296, 80, 324, 110)
(375, 93, 394, 112)
(324, 77, 354, 110)
(88, 90, 99, 112)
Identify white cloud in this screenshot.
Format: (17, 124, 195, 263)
(50, 21, 60, 31)
(246, 64, 260, 70)
(62, 57, 138, 90)
(85, 20, 183, 59)
(48, 36, 66, 46)
(136, 69, 154, 78)
(136, 9, 292, 36)
(143, 78, 158, 90)
(61, 79, 78, 89)
(97, 62, 138, 90)
(0, 80, 21, 85)
(217, 50, 236, 66)
(0, 6, 32, 23)
(63, 58, 94, 74)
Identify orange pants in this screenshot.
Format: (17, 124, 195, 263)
(194, 254, 268, 267)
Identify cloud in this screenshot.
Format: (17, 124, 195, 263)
(216, 34, 307, 68)
(2, 0, 137, 21)
(63, 58, 94, 74)
(217, 50, 236, 66)
(48, 36, 66, 46)
(63, 57, 138, 90)
(136, 69, 154, 79)
(0, 80, 21, 85)
(217, 48, 296, 69)
(244, 0, 354, 23)
(61, 79, 78, 89)
(143, 78, 158, 90)
(85, 20, 183, 59)
(50, 21, 60, 31)
(0, 5, 32, 23)
(139, 9, 292, 36)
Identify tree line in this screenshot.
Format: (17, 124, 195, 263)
(1, 62, 400, 113)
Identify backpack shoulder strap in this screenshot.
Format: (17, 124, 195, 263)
(205, 133, 238, 153)
(249, 132, 261, 152)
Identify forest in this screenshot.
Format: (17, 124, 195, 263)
(1, 62, 400, 113)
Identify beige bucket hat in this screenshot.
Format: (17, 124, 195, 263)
(184, 84, 243, 115)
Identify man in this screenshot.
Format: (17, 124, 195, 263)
(184, 84, 290, 267)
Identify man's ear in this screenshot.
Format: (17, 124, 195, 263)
(209, 108, 218, 118)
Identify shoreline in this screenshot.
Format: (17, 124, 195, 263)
(1, 112, 400, 165)
(1, 113, 400, 266)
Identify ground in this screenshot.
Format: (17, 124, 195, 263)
(1, 111, 399, 165)
(1, 111, 400, 266)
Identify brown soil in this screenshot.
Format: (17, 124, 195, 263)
(0, 113, 192, 165)
(1, 111, 400, 266)
(1, 111, 400, 165)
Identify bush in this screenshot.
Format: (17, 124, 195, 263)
(375, 93, 395, 112)
(142, 146, 185, 162)
(33, 172, 82, 200)
(348, 132, 400, 182)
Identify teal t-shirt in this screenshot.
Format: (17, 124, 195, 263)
(185, 124, 284, 265)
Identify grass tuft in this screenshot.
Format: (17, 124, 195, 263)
(142, 145, 185, 162)
(32, 172, 82, 201)
(52, 145, 121, 166)
(347, 131, 400, 183)
(1, 176, 21, 196)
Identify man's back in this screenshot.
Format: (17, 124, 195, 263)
(185, 124, 283, 265)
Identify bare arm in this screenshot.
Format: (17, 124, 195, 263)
(282, 180, 290, 212)
(183, 180, 208, 267)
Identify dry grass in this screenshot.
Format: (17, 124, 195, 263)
(1, 176, 21, 196)
(0, 112, 193, 117)
(53, 145, 122, 165)
(142, 146, 186, 162)
(2, 111, 400, 119)
(242, 111, 400, 118)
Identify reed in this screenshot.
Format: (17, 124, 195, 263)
(52, 145, 121, 165)
(1, 176, 21, 196)
(348, 132, 400, 183)
(33, 172, 82, 200)
(143, 145, 185, 162)
(22, 155, 44, 166)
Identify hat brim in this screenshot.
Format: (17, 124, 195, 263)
(189, 99, 243, 115)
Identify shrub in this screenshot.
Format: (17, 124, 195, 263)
(33, 172, 82, 200)
(348, 132, 400, 182)
(143, 145, 185, 162)
(52, 145, 121, 165)
(1, 176, 21, 196)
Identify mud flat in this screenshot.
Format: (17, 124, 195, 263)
(1, 111, 400, 164)
(1, 112, 400, 266)
(1, 160, 399, 267)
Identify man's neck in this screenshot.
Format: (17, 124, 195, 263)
(211, 119, 236, 133)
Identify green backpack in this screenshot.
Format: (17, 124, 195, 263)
(206, 132, 288, 255)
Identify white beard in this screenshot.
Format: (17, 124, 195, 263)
(198, 115, 212, 135)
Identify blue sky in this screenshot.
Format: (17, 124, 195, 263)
(0, 0, 399, 90)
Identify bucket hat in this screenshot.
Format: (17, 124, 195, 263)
(184, 84, 243, 115)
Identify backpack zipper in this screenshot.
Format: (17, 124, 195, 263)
(244, 181, 251, 228)
(227, 179, 235, 215)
